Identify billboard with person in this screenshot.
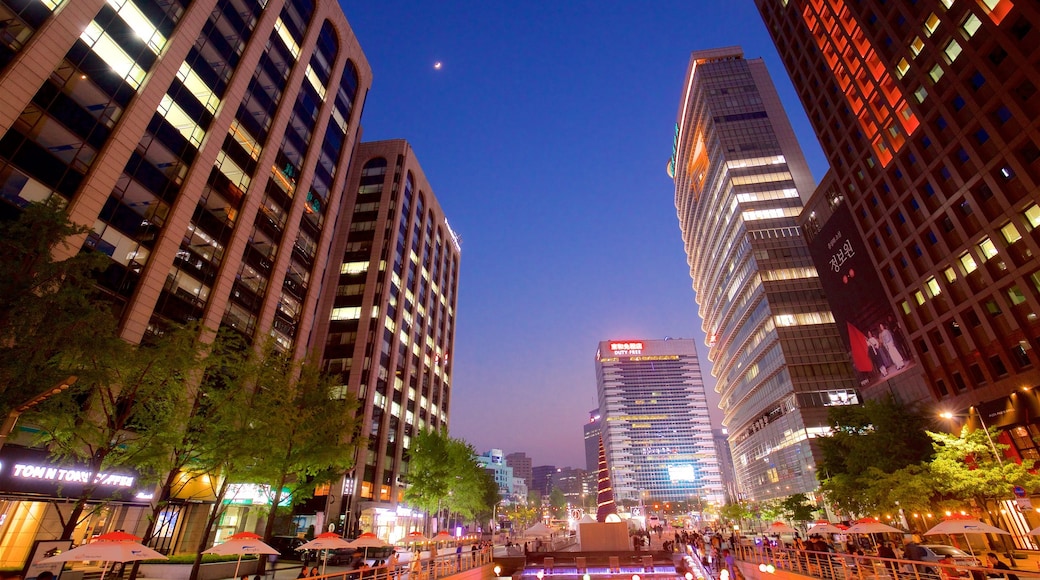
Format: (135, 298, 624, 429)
(806, 203, 915, 390)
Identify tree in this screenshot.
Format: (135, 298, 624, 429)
(403, 427, 453, 534)
(28, 323, 207, 539)
(719, 501, 752, 528)
(817, 395, 934, 516)
(928, 426, 1040, 516)
(0, 197, 110, 420)
(236, 340, 363, 549)
(548, 487, 567, 519)
(780, 493, 818, 524)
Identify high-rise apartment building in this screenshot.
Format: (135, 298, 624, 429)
(755, 2, 1040, 431)
(669, 48, 858, 500)
(0, 0, 370, 563)
(315, 139, 460, 540)
(505, 451, 533, 493)
(594, 338, 725, 505)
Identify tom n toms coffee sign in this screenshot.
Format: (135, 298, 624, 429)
(0, 446, 151, 503)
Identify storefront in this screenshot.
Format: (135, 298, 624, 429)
(214, 484, 293, 544)
(0, 446, 153, 568)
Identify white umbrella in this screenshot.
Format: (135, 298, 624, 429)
(40, 532, 166, 580)
(203, 532, 278, 579)
(348, 532, 391, 562)
(1026, 525, 1040, 536)
(298, 532, 353, 575)
(924, 516, 1010, 558)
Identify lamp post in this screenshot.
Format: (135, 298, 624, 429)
(0, 375, 77, 451)
(940, 409, 1004, 466)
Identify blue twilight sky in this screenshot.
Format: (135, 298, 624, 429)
(340, 1, 829, 469)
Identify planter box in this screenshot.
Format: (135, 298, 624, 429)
(139, 559, 258, 580)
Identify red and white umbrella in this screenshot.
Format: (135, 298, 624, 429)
(40, 532, 166, 580)
(845, 518, 905, 535)
(809, 520, 846, 535)
(401, 531, 429, 544)
(767, 521, 798, 534)
(204, 531, 279, 578)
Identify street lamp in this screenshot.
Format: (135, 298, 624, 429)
(0, 376, 78, 451)
(940, 409, 1004, 466)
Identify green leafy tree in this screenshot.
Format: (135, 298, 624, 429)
(403, 427, 453, 534)
(548, 487, 567, 519)
(719, 501, 752, 528)
(29, 323, 206, 539)
(236, 341, 363, 549)
(928, 426, 1040, 516)
(757, 498, 785, 523)
(817, 395, 934, 516)
(0, 198, 110, 422)
(780, 493, 818, 524)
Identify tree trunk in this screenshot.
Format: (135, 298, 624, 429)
(127, 468, 180, 580)
(59, 454, 107, 540)
(189, 476, 231, 580)
(258, 471, 290, 575)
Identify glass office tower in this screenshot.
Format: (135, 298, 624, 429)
(669, 47, 857, 500)
(595, 338, 725, 505)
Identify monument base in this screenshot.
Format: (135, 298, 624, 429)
(577, 521, 630, 551)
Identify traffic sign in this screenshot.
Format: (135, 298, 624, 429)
(1014, 486, 1026, 498)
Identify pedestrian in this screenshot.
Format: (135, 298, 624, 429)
(987, 553, 1019, 580)
(877, 541, 899, 579)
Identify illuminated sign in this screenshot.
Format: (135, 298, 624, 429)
(10, 464, 135, 488)
(609, 342, 644, 355)
(0, 446, 150, 503)
(224, 483, 292, 507)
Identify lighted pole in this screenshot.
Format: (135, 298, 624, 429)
(0, 375, 77, 451)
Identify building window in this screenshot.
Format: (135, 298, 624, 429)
(962, 13, 983, 37)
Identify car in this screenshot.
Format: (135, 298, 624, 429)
(268, 535, 306, 560)
(916, 545, 981, 575)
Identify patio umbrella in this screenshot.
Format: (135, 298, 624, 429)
(348, 532, 391, 559)
(203, 531, 279, 579)
(432, 530, 455, 542)
(809, 520, 846, 535)
(924, 515, 1010, 558)
(401, 531, 429, 544)
(1027, 526, 1040, 536)
(767, 522, 799, 534)
(845, 518, 905, 535)
(298, 532, 353, 575)
(40, 532, 166, 580)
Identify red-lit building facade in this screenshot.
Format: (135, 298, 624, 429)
(757, 0, 1040, 523)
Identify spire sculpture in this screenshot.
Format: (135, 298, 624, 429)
(595, 435, 617, 522)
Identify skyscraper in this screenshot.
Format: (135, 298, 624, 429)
(0, 0, 370, 348)
(756, 1, 1040, 417)
(583, 409, 603, 472)
(594, 338, 724, 505)
(0, 0, 370, 560)
(315, 139, 461, 539)
(669, 48, 858, 500)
